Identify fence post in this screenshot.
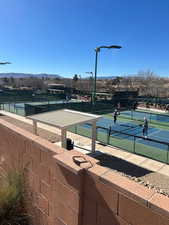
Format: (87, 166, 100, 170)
(107, 127, 111, 145)
(133, 136, 136, 153)
(75, 125, 77, 134)
(96, 127, 98, 141)
(131, 110, 133, 120)
(167, 145, 169, 164)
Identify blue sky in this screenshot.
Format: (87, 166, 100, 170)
(0, 0, 169, 77)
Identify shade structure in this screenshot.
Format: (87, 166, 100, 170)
(27, 109, 102, 152)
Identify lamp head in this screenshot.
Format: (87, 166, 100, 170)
(0, 62, 11, 65)
(95, 45, 122, 52)
(108, 45, 122, 49)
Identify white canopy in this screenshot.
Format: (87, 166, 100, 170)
(27, 109, 101, 152)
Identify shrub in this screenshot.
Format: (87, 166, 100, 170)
(0, 170, 30, 225)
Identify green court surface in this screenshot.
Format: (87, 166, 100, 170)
(68, 110, 169, 164)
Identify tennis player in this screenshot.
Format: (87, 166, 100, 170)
(143, 117, 148, 138)
(113, 109, 120, 124)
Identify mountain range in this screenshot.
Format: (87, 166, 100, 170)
(0, 73, 120, 80)
(0, 73, 61, 78)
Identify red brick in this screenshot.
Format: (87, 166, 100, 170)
(40, 147, 54, 164)
(33, 173, 40, 193)
(97, 204, 130, 225)
(22, 153, 33, 170)
(30, 143, 41, 168)
(82, 197, 97, 225)
(24, 139, 33, 156)
(52, 179, 80, 213)
(54, 202, 80, 225)
(39, 210, 50, 225)
(24, 168, 34, 190)
(40, 180, 51, 200)
(53, 152, 83, 175)
(35, 136, 65, 155)
(0, 119, 38, 142)
(29, 206, 41, 225)
(102, 170, 155, 206)
(24, 169, 40, 199)
(149, 193, 169, 219)
(119, 194, 169, 225)
(52, 162, 83, 194)
(88, 164, 109, 176)
(36, 194, 49, 216)
(40, 164, 51, 184)
(115, 216, 130, 225)
(55, 217, 67, 225)
(85, 166, 118, 213)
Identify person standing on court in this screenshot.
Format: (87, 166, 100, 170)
(143, 117, 148, 138)
(113, 109, 119, 124)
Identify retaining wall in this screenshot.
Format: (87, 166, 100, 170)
(0, 119, 169, 225)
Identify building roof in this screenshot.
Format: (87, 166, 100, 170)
(27, 109, 101, 129)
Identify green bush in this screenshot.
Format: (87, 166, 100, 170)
(0, 171, 30, 225)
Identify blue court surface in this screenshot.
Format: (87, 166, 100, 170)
(82, 117, 169, 151)
(120, 110, 169, 123)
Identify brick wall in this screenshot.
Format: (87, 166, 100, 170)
(0, 119, 169, 225)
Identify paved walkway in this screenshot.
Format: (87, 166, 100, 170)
(0, 110, 169, 177)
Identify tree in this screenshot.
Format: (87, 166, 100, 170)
(111, 76, 121, 88)
(72, 74, 79, 91)
(136, 70, 165, 97)
(73, 74, 79, 82)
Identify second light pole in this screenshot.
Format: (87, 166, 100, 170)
(93, 45, 122, 105)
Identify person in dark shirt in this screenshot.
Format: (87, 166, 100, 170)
(113, 109, 119, 124)
(143, 117, 148, 138)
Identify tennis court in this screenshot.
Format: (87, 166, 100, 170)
(69, 114, 169, 164)
(1, 99, 83, 116)
(83, 117, 169, 143)
(119, 110, 169, 126)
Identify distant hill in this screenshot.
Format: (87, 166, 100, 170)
(0, 73, 61, 78)
(97, 75, 119, 79)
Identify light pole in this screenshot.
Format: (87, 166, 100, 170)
(0, 62, 11, 65)
(93, 45, 122, 105)
(86, 72, 94, 103)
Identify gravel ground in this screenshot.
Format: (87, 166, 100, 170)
(94, 153, 169, 197)
(0, 115, 60, 143)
